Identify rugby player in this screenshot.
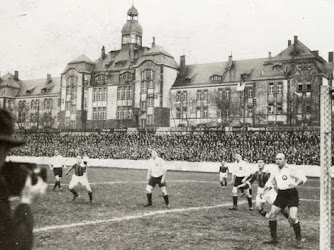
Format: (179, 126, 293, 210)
(144, 150, 170, 209)
(263, 153, 307, 249)
(218, 160, 229, 188)
(49, 150, 65, 192)
(229, 154, 253, 210)
(66, 155, 94, 203)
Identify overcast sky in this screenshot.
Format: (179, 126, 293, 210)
(1, 0, 334, 79)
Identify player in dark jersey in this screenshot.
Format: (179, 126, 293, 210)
(66, 155, 94, 203)
(240, 159, 289, 219)
(219, 160, 229, 188)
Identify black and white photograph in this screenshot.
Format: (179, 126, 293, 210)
(0, 0, 334, 249)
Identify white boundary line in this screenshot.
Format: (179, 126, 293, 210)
(34, 198, 319, 233)
(48, 179, 327, 190)
(34, 201, 246, 233)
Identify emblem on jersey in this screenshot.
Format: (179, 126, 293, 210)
(282, 175, 287, 180)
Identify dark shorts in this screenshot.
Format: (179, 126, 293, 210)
(148, 176, 166, 188)
(234, 176, 249, 189)
(273, 188, 299, 209)
(53, 168, 63, 177)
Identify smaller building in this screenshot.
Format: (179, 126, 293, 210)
(0, 71, 60, 130)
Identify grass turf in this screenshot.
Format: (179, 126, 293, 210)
(11, 167, 333, 250)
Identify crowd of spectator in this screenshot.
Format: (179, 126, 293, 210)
(10, 130, 321, 165)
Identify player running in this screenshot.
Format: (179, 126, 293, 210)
(263, 153, 307, 249)
(229, 154, 253, 210)
(218, 160, 229, 188)
(49, 150, 65, 192)
(144, 150, 170, 209)
(66, 155, 94, 203)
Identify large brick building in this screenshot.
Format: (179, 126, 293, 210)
(1, 6, 333, 131)
(171, 36, 334, 128)
(60, 6, 178, 130)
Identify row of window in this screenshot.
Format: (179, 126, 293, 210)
(66, 76, 77, 87)
(268, 82, 283, 95)
(65, 118, 76, 128)
(122, 34, 142, 45)
(120, 72, 134, 80)
(176, 91, 188, 101)
(93, 87, 107, 101)
(92, 107, 107, 120)
(66, 86, 77, 97)
(65, 102, 76, 113)
(140, 98, 155, 110)
(117, 86, 133, 100)
(116, 107, 132, 119)
(140, 81, 154, 93)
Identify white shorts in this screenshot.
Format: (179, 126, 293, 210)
(256, 187, 277, 205)
(219, 172, 228, 181)
(69, 174, 91, 191)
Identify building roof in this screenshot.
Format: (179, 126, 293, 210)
(93, 47, 139, 72)
(134, 45, 178, 69)
(127, 5, 138, 16)
(63, 54, 95, 74)
(270, 38, 326, 63)
(69, 54, 94, 64)
(172, 58, 267, 88)
(17, 76, 61, 97)
(121, 20, 143, 35)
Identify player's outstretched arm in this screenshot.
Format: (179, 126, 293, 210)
(66, 165, 74, 175)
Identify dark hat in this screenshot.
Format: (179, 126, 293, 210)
(0, 109, 25, 147)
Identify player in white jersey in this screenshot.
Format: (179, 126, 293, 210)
(49, 150, 65, 192)
(263, 153, 307, 249)
(238, 159, 289, 219)
(144, 150, 170, 209)
(229, 154, 253, 210)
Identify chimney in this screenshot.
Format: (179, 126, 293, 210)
(328, 51, 333, 62)
(101, 46, 105, 59)
(229, 55, 233, 62)
(294, 35, 298, 43)
(268, 52, 272, 59)
(312, 50, 319, 56)
(152, 37, 156, 47)
(47, 74, 51, 83)
(288, 40, 292, 46)
(180, 55, 185, 72)
(14, 71, 19, 80)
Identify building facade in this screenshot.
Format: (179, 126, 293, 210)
(0, 71, 60, 130)
(171, 36, 334, 128)
(1, 6, 334, 131)
(60, 6, 178, 130)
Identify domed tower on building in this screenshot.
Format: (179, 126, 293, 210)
(121, 5, 142, 49)
(60, 5, 178, 130)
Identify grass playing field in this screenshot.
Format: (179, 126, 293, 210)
(13, 167, 333, 250)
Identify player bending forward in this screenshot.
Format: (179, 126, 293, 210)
(218, 160, 229, 188)
(66, 155, 94, 203)
(263, 153, 307, 249)
(144, 150, 170, 209)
